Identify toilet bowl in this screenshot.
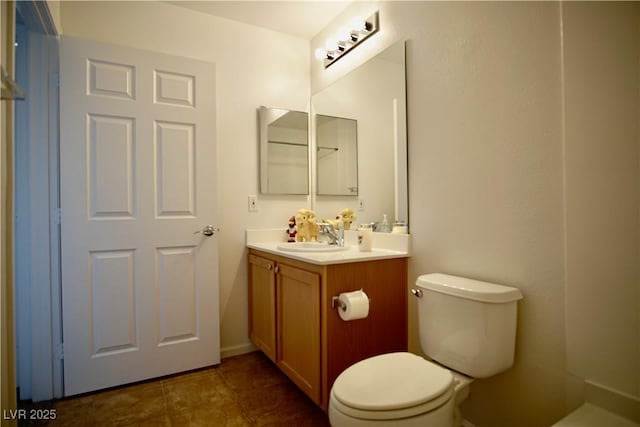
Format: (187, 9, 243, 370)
(329, 352, 471, 427)
(328, 273, 522, 427)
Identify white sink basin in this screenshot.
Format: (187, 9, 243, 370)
(276, 242, 350, 253)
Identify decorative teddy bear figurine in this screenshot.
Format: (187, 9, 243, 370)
(323, 208, 357, 231)
(295, 209, 319, 242)
(337, 208, 356, 230)
(286, 216, 297, 242)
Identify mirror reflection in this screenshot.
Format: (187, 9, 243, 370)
(316, 114, 358, 196)
(259, 106, 309, 195)
(311, 40, 408, 228)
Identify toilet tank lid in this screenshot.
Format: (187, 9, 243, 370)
(417, 273, 523, 303)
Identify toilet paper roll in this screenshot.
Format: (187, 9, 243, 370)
(338, 290, 369, 321)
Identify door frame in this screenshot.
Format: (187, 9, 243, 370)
(13, 0, 62, 400)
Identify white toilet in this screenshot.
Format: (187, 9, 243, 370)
(329, 273, 523, 427)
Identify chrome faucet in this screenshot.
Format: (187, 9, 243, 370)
(318, 222, 344, 246)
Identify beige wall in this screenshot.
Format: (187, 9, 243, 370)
(310, 2, 639, 426)
(45, 0, 62, 34)
(563, 1, 640, 399)
(59, 0, 310, 357)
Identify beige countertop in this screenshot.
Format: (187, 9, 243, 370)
(246, 229, 410, 266)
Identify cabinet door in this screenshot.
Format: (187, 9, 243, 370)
(248, 254, 277, 362)
(277, 263, 321, 404)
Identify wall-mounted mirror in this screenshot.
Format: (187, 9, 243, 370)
(316, 114, 358, 195)
(259, 106, 309, 195)
(311, 40, 407, 228)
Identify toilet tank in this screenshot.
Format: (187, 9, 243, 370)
(416, 273, 523, 378)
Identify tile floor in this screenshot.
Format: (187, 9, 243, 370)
(19, 351, 330, 426)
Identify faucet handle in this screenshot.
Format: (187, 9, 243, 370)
(318, 222, 335, 231)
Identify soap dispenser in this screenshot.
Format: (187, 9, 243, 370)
(380, 214, 391, 233)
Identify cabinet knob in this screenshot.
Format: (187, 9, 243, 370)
(266, 264, 273, 270)
(274, 266, 280, 274)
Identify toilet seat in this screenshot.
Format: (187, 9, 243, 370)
(331, 352, 455, 420)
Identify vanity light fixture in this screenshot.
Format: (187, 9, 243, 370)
(316, 11, 379, 68)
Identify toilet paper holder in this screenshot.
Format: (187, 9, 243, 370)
(331, 294, 371, 311)
(331, 296, 347, 311)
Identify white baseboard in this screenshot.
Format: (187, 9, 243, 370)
(220, 342, 259, 360)
(585, 379, 640, 424)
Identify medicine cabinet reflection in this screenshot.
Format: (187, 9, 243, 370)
(316, 114, 358, 196)
(259, 106, 309, 195)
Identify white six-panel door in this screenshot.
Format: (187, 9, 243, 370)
(59, 36, 219, 396)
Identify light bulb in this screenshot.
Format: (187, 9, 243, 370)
(337, 27, 350, 43)
(324, 39, 339, 53)
(350, 16, 366, 32)
(314, 48, 326, 60)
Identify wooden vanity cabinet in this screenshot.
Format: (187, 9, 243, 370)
(248, 248, 408, 411)
(248, 253, 321, 401)
(277, 263, 321, 403)
(248, 254, 277, 361)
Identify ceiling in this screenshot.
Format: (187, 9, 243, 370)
(168, 1, 351, 40)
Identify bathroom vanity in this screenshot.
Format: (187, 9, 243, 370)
(247, 231, 409, 411)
